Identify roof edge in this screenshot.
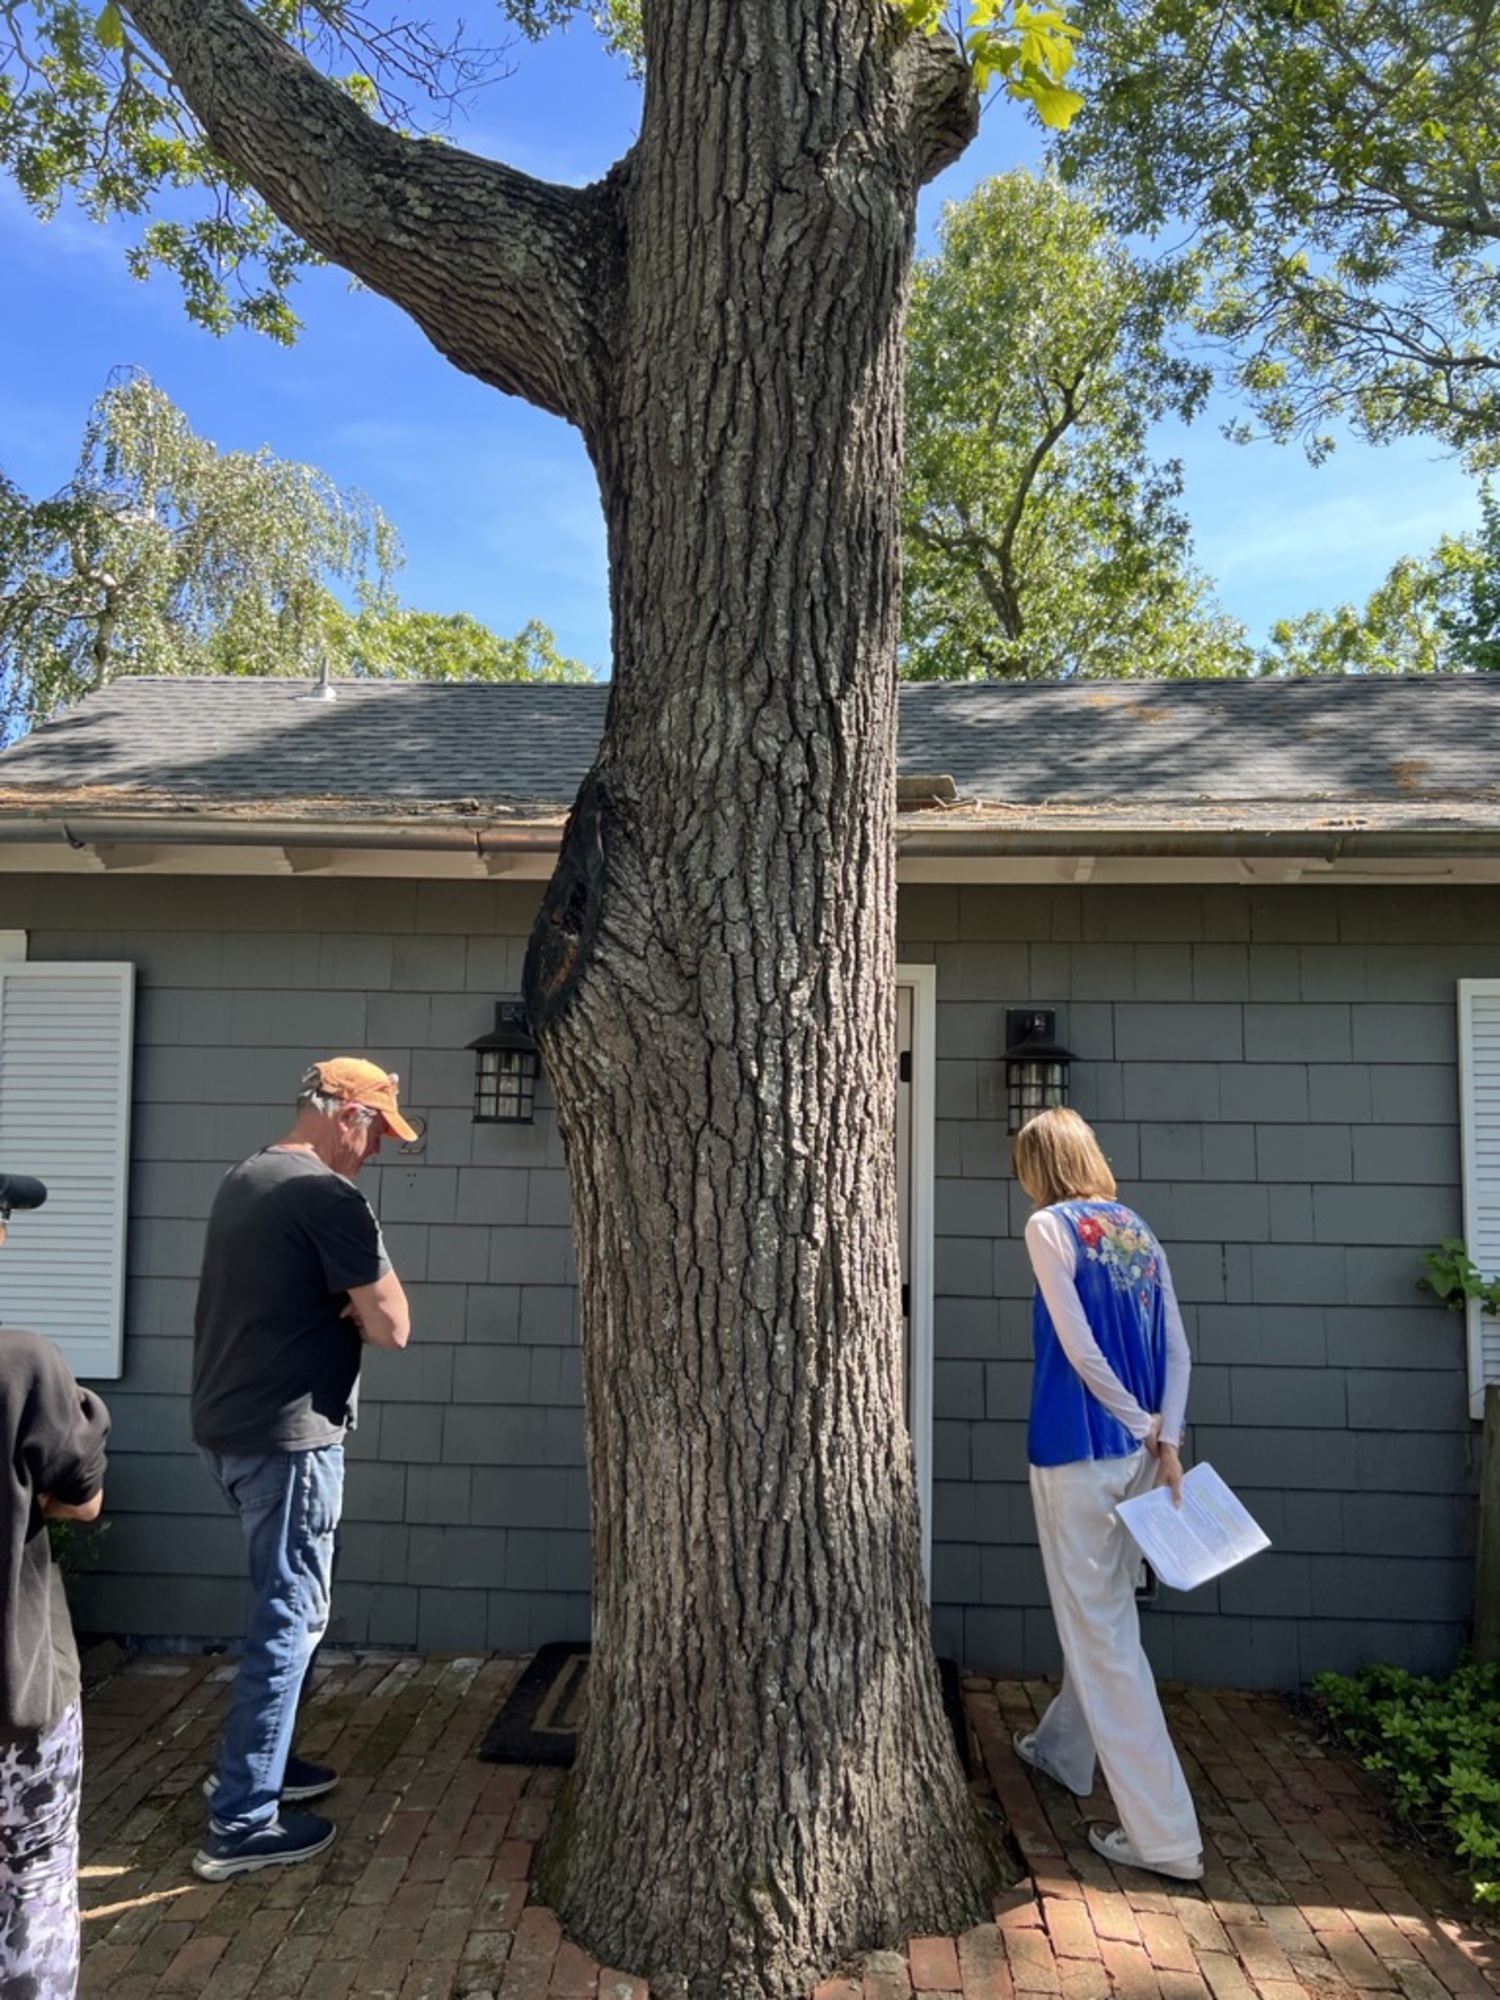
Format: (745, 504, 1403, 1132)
(3, 812, 1499, 863)
(895, 827, 1500, 859)
(0, 816, 563, 854)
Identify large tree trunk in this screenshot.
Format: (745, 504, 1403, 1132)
(522, 7, 997, 1996)
(119, 1, 996, 1991)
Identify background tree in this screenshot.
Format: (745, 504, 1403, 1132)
(0, 370, 588, 735)
(1258, 548, 1475, 676)
(1257, 485, 1499, 674)
(902, 168, 1251, 678)
(0, 3, 1085, 1993)
(0, 369, 395, 727)
(339, 605, 593, 682)
(1439, 485, 1500, 672)
(1054, 0, 1500, 468)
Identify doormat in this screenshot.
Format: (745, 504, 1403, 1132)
(479, 1643, 973, 1775)
(480, 1641, 591, 1766)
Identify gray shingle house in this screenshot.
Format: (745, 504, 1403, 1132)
(0, 672, 1496, 1688)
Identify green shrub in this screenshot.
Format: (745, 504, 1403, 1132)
(1313, 1660, 1500, 1903)
(46, 1515, 108, 1577)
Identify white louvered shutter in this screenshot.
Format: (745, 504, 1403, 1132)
(1459, 980, 1500, 1419)
(0, 963, 134, 1379)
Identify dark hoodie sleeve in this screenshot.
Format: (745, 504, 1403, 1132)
(21, 1338, 110, 1506)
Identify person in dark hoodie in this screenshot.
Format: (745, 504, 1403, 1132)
(0, 1174, 110, 2000)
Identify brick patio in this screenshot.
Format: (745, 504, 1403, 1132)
(76, 1651, 1500, 2000)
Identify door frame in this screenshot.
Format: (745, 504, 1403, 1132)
(896, 962, 937, 1593)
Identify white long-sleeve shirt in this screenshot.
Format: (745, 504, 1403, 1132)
(1024, 1207, 1191, 1448)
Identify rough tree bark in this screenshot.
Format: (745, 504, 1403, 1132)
(121, 2, 1000, 1992)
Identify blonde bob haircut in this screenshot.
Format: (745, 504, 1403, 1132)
(1013, 1106, 1118, 1209)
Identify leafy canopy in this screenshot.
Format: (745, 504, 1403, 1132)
(337, 606, 592, 682)
(0, 368, 397, 727)
(1054, 0, 1500, 467)
(0, 1, 637, 341)
(2, 1, 1077, 342)
(1440, 485, 1500, 674)
(901, 168, 1250, 680)
(0, 370, 591, 736)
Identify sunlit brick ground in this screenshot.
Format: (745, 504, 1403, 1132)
(73, 1652, 1500, 2000)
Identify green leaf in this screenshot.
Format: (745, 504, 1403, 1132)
(94, 2, 124, 51)
(1013, 75, 1085, 127)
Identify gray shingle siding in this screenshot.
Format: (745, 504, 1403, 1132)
(11, 872, 587, 1654)
(6, 871, 1488, 1685)
(919, 882, 1483, 1686)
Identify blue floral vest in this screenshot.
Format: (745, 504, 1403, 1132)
(1029, 1200, 1168, 1468)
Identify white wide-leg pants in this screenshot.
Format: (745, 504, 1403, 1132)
(1029, 1449, 1201, 1867)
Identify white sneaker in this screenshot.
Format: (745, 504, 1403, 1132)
(1088, 1822, 1203, 1881)
(1013, 1730, 1091, 1798)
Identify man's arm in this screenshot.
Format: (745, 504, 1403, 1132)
(40, 1489, 104, 1523)
(28, 1353, 110, 1517)
(345, 1271, 411, 1351)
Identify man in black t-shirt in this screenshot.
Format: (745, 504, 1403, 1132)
(190, 1059, 414, 1882)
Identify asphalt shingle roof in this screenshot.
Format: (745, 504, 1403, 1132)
(0, 679, 608, 810)
(0, 674, 1494, 837)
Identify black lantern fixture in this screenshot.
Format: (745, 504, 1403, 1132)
(1003, 1008, 1075, 1135)
(467, 1000, 541, 1124)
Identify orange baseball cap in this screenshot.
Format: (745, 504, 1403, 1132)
(312, 1058, 419, 1142)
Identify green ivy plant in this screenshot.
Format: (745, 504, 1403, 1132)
(1314, 1661, 1500, 1903)
(1420, 1240, 1500, 1317)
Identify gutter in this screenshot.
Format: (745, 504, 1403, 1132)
(0, 814, 1493, 864)
(18, 817, 566, 857)
(894, 827, 1500, 860)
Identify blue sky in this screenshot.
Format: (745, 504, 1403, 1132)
(0, 16, 1481, 677)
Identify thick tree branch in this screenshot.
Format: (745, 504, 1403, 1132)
(121, 0, 625, 436)
(993, 380, 1079, 599)
(894, 22, 979, 186)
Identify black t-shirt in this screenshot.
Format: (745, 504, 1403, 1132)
(0, 1327, 110, 1738)
(191, 1148, 390, 1454)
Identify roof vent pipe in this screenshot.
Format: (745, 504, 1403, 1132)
(296, 658, 338, 703)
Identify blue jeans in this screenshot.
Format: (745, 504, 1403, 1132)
(202, 1444, 343, 1835)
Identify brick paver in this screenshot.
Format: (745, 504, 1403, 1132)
(73, 1658, 1500, 2000)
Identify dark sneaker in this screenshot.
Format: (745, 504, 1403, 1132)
(202, 1756, 339, 1806)
(191, 1809, 336, 1882)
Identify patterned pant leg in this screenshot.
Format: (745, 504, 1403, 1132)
(0, 1699, 84, 2000)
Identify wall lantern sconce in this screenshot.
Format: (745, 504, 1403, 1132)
(1003, 1008, 1075, 1135)
(467, 1000, 541, 1124)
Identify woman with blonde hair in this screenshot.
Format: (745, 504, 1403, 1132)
(1011, 1107, 1202, 1882)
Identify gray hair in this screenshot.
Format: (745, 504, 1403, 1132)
(296, 1068, 377, 1121)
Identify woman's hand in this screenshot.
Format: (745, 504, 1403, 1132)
(1153, 1441, 1184, 1507)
